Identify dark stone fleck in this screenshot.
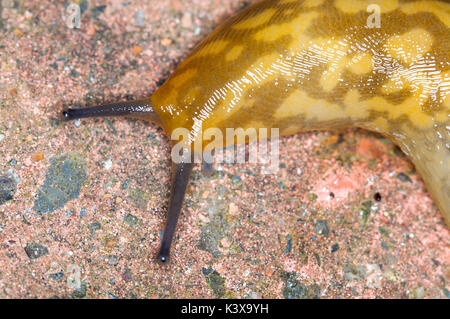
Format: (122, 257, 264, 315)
(431, 258, 440, 266)
(107, 291, 117, 299)
(122, 268, 135, 282)
(308, 193, 318, 202)
(33, 153, 87, 214)
(331, 243, 339, 253)
(231, 175, 241, 184)
(69, 69, 79, 77)
(278, 181, 286, 189)
(104, 255, 119, 266)
(378, 226, 390, 236)
(88, 221, 101, 232)
(283, 234, 292, 254)
(240, 169, 257, 176)
(280, 271, 320, 299)
(92, 5, 107, 17)
(313, 220, 329, 237)
(123, 213, 138, 226)
(374, 192, 382, 201)
(204, 269, 226, 298)
(49, 272, 64, 281)
(202, 266, 214, 276)
(313, 253, 321, 266)
(156, 77, 166, 87)
(0, 174, 16, 205)
(360, 200, 373, 228)
(397, 172, 412, 183)
(71, 282, 87, 299)
(79, 208, 88, 218)
(25, 243, 49, 259)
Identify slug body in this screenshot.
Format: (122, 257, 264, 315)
(64, 0, 450, 262)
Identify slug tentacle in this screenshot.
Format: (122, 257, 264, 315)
(62, 98, 161, 125)
(157, 160, 194, 263)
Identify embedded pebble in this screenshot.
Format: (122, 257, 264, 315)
(122, 268, 136, 282)
(88, 221, 101, 232)
(104, 159, 113, 170)
(397, 172, 412, 183)
(24, 243, 49, 259)
(203, 267, 226, 298)
(123, 213, 138, 226)
(33, 153, 87, 214)
(313, 220, 330, 237)
(71, 282, 87, 299)
(49, 272, 64, 281)
(0, 174, 17, 205)
(281, 271, 320, 299)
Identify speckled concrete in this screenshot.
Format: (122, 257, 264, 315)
(0, 0, 448, 299)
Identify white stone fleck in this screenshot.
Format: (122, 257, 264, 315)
(104, 159, 113, 170)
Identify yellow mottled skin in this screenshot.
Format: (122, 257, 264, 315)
(148, 0, 450, 225)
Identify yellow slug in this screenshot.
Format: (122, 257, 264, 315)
(63, 0, 450, 262)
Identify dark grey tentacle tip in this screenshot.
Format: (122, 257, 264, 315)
(157, 252, 169, 264)
(62, 109, 72, 120)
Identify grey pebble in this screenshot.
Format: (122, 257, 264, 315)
(397, 172, 412, 183)
(88, 221, 101, 231)
(122, 268, 136, 282)
(25, 243, 49, 259)
(313, 220, 330, 237)
(203, 268, 226, 298)
(331, 243, 339, 253)
(71, 282, 87, 299)
(104, 255, 119, 266)
(33, 153, 87, 214)
(282, 234, 292, 254)
(49, 272, 64, 281)
(123, 213, 138, 226)
(280, 271, 320, 299)
(0, 174, 17, 205)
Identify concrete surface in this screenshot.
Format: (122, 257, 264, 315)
(0, 0, 448, 298)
